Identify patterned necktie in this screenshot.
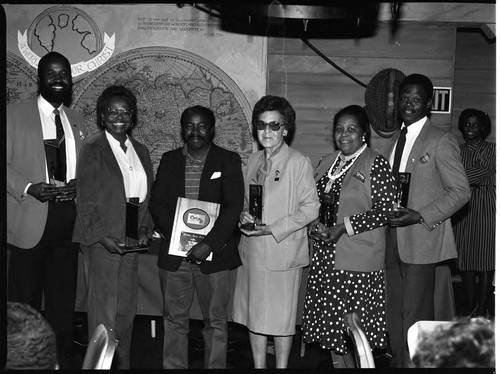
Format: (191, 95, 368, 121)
(53, 108, 67, 181)
(392, 126, 407, 175)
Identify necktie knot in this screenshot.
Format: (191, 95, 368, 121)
(53, 108, 60, 116)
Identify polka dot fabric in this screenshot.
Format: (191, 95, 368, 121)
(302, 155, 394, 353)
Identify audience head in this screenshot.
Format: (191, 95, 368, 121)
(6, 302, 58, 370)
(458, 108, 491, 141)
(252, 95, 296, 145)
(180, 105, 215, 156)
(398, 73, 433, 125)
(96, 85, 138, 140)
(37, 51, 73, 106)
(411, 317, 495, 368)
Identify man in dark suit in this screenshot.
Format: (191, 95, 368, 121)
(384, 74, 470, 367)
(7, 52, 84, 368)
(150, 105, 244, 369)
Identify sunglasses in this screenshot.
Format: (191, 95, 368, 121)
(255, 120, 284, 131)
(106, 108, 133, 119)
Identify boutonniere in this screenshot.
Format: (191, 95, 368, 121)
(419, 153, 430, 163)
(353, 171, 366, 183)
(79, 131, 86, 141)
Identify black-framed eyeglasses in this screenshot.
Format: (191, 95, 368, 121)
(255, 120, 284, 131)
(106, 108, 133, 119)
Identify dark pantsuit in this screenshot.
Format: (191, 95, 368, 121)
(84, 244, 138, 369)
(8, 201, 78, 366)
(385, 228, 435, 368)
(159, 261, 230, 369)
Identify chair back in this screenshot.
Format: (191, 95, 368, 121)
(344, 312, 376, 368)
(82, 324, 118, 370)
(407, 320, 453, 361)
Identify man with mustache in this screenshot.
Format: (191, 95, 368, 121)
(150, 105, 244, 369)
(7, 51, 84, 368)
(384, 74, 470, 367)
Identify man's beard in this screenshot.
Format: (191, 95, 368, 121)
(39, 84, 72, 105)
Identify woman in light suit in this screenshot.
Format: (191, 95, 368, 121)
(232, 95, 320, 369)
(73, 85, 154, 369)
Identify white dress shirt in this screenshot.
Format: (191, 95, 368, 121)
(24, 96, 78, 194)
(390, 116, 428, 172)
(105, 131, 148, 203)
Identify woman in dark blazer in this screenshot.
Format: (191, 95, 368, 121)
(73, 85, 154, 369)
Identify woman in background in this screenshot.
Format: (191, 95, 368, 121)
(73, 85, 154, 369)
(232, 95, 319, 368)
(302, 105, 397, 368)
(452, 108, 495, 317)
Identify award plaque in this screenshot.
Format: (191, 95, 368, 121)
(396, 172, 411, 208)
(124, 198, 148, 252)
(168, 197, 219, 261)
(241, 184, 263, 231)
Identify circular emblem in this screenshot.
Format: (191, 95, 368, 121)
(27, 5, 103, 80)
(183, 208, 210, 230)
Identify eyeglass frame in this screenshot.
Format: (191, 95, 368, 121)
(105, 107, 134, 119)
(255, 120, 285, 131)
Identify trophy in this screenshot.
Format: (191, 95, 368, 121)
(124, 197, 148, 252)
(241, 184, 263, 230)
(310, 191, 336, 239)
(395, 172, 411, 208)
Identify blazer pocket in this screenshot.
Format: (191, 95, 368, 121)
(349, 235, 374, 248)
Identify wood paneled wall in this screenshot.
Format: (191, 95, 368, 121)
(452, 29, 496, 144)
(268, 22, 457, 165)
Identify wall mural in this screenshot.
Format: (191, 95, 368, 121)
(5, 4, 266, 169)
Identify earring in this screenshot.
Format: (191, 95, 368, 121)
(362, 136, 366, 142)
(283, 130, 288, 136)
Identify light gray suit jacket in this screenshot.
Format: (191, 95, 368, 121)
(384, 120, 470, 264)
(7, 99, 84, 249)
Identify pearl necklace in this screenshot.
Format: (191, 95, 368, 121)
(324, 143, 367, 193)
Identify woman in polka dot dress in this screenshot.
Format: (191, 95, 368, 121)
(302, 105, 397, 368)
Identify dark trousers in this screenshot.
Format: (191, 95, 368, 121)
(8, 201, 79, 366)
(385, 228, 435, 368)
(159, 261, 230, 369)
(84, 244, 138, 369)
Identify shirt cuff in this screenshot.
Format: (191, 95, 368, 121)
(23, 182, 32, 196)
(343, 216, 354, 236)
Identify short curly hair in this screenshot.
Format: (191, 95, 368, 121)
(458, 108, 492, 139)
(251, 95, 296, 145)
(333, 104, 371, 146)
(7, 302, 58, 370)
(411, 317, 495, 368)
(96, 85, 138, 132)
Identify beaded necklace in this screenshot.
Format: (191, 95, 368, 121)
(324, 143, 367, 193)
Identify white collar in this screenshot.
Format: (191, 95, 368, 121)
(402, 116, 427, 134)
(105, 130, 130, 146)
(38, 95, 63, 116)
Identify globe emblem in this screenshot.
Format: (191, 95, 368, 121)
(26, 5, 103, 80)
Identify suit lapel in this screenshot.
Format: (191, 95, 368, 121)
(130, 137, 153, 187)
(199, 145, 217, 194)
(64, 107, 83, 152)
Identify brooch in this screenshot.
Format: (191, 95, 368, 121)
(353, 171, 366, 183)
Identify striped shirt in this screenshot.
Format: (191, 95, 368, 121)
(183, 144, 210, 199)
